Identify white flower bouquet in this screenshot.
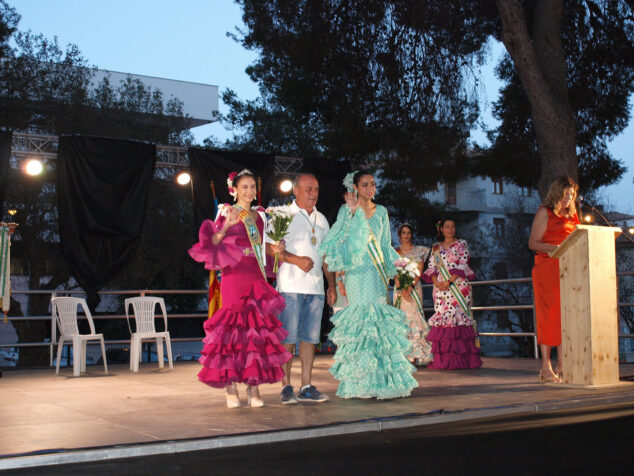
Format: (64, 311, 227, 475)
(393, 257, 420, 308)
(266, 205, 295, 272)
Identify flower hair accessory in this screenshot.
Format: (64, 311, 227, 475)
(342, 170, 358, 193)
(435, 220, 442, 231)
(227, 171, 238, 199)
(226, 169, 253, 200)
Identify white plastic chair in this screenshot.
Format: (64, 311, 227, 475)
(125, 297, 173, 372)
(52, 297, 108, 377)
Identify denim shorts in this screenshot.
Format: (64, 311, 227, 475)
(278, 293, 325, 345)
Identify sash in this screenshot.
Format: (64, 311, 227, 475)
(367, 230, 391, 303)
(395, 285, 425, 318)
(238, 209, 267, 280)
(433, 248, 480, 348)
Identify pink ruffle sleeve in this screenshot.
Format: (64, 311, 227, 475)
(188, 216, 242, 270)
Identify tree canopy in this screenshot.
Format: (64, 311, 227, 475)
(226, 0, 633, 199)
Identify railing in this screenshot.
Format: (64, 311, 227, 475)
(1, 273, 633, 366)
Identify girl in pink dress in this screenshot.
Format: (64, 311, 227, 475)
(189, 170, 291, 408)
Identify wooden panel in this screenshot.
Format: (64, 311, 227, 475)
(558, 226, 620, 387)
(559, 229, 591, 384)
(587, 228, 620, 385)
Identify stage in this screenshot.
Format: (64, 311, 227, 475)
(1, 356, 634, 472)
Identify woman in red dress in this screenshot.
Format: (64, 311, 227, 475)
(528, 176, 580, 383)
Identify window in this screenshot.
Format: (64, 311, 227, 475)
(445, 180, 456, 205)
(493, 218, 505, 239)
(520, 186, 532, 197)
(493, 179, 504, 195)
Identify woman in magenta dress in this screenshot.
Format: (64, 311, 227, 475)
(189, 169, 291, 408)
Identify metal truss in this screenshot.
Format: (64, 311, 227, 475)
(274, 156, 303, 176)
(10, 132, 300, 176)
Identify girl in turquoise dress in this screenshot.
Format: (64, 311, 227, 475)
(319, 170, 418, 399)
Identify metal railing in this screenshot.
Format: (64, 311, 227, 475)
(1, 273, 633, 366)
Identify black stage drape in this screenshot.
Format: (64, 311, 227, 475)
(302, 157, 351, 225)
(188, 148, 275, 228)
(0, 130, 12, 210)
(57, 136, 156, 308)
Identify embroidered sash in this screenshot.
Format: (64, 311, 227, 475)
(238, 209, 267, 279)
(433, 247, 480, 347)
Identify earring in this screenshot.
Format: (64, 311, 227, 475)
(354, 191, 358, 199)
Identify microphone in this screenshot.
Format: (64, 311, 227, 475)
(579, 196, 634, 244)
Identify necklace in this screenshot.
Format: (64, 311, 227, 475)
(299, 210, 318, 246)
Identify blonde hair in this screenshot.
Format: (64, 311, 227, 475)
(542, 176, 578, 218)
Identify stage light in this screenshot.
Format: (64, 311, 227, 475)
(8, 209, 17, 216)
(24, 159, 43, 176)
(279, 179, 293, 193)
(629, 227, 634, 235)
(583, 214, 593, 223)
(176, 171, 191, 186)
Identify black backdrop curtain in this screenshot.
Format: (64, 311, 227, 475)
(188, 148, 275, 229)
(0, 130, 12, 211)
(57, 136, 156, 308)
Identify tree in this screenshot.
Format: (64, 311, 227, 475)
(487, 0, 631, 196)
(231, 0, 633, 200)
(0, 7, 200, 365)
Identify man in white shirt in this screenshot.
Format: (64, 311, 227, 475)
(267, 173, 336, 404)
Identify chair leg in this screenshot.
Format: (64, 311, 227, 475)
(157, 337, 164, 369)
(81, 340, 88, 373)
(100, 337, 108, 374)
(165, 334, 173, 371)
(72, 336, 81, 377)
(56, 339, 64, 375)
(131, 336, 140, 372)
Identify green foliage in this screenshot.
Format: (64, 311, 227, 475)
(481, 1, 633, 195)
(0, 6, 202, 364)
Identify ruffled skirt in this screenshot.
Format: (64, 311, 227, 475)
(426, 325, 482, 370)
(329, 302, 418, 399)
(198, 279, 292, 388)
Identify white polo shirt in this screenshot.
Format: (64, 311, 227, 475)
(265, 200, 330, 295)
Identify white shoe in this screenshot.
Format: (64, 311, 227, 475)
(246, 385, 264, 407)
(226, 383, 241, 409)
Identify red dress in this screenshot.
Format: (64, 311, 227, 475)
(532, 207, 579, 346)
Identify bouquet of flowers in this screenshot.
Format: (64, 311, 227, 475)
(393, 257, 420, 308)
(266, 205, 295, 272)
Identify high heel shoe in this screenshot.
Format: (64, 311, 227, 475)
(554, 366, 563, 380)
(225, 383, 240, 409)
(538, 369, 561, 383)
(246, 385, 264, 408)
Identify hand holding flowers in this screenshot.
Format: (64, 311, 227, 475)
(266, 205, 295, 272)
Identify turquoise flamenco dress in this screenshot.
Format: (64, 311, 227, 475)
(319, 204, 418, 399)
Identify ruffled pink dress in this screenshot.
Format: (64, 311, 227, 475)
(189, 208, 292, 388)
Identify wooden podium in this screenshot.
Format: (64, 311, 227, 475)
(550, 224, 622, 388)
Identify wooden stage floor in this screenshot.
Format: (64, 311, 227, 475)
(1, 356, 634, 470)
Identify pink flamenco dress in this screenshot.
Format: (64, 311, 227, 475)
(188, 206, 292, 388)
(422, 239, 482, 370)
